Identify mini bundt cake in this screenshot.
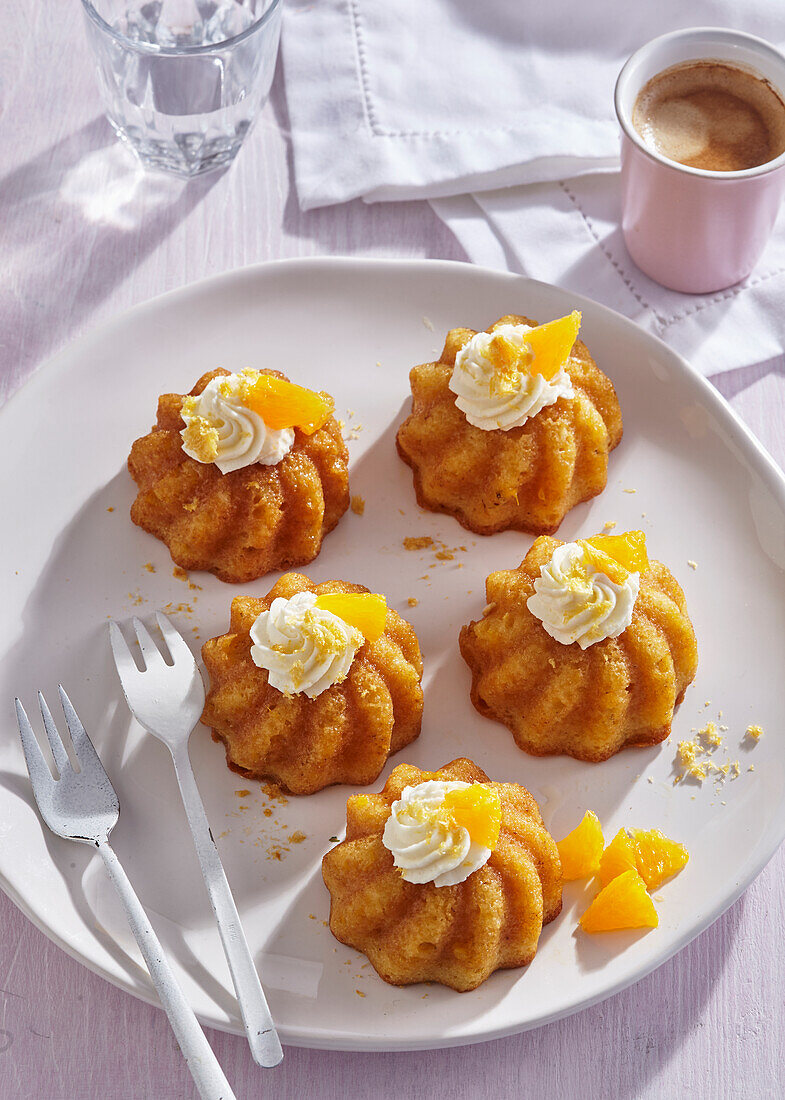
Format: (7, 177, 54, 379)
(459, 531, 698, 761)
(396, 312, 622, 535)
(322, 758, 562, 991)
(201, 573, 423, 795)
(128, 367, 349, 583)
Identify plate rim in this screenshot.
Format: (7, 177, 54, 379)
(2, 254, 785, 1052)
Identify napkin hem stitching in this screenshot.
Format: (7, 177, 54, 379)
(559, 182, 785, 331)
(558, 182, 664, 323)
(349, 0, 520, 139)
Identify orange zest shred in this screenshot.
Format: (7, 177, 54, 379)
(441, 784, 502, 850)
(579, 869, 659, 933)
(243, 374, 334, 434)
(556, 811, 604, 880)
(314, 593, 387, 642)
(522, 310, 582, 381)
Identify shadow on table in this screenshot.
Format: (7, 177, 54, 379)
(268, 67, 468, 263)
(710, 357, 785, 403)
(0, 116, 222, 385)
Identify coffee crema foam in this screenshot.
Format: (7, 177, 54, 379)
(633, 60, 785, 172)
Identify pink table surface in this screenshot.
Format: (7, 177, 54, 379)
(3, 9, 785, 1099)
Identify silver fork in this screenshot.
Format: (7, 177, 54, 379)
(14, 688, 236, 1100)
(109, 613, 282, 1068)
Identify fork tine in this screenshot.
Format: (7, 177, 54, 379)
(132, 616, 164, 670)
(38, 692, 71, 776)
(58, 686, 105, 774)
(108, 620, 141, 679)
(14, 699, 56, 791)
(155, 612, 196, 666)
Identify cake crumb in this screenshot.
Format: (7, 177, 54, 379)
(748, 764, 755, 772)
(746, 724, 764, 742)
(263, 807, 273, 817)
(687, 560, 698, 570)
(623, 488, 636, 494)
(350, 495, 365, 516)
(376, 361, 381, 367)
(308, 913, 316, 920)
(422, 315, 435, 331)
(143, 562, 156, 573)
(407, 597, 419, 607)
(235, 789, 250, 797)
(647, 776, 654, 783)
(107, 507, 115, 512)
(700, 721, 722, 749)
(355, 990, 366, 997)
(602, 520, 617, 532)
(435, 550, 454, 561)
(404, 536, 434, 551)
(173, 566, 188, 581)
(290, 830, 307, 844)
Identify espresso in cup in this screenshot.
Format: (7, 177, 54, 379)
(632, 60, 785, 171)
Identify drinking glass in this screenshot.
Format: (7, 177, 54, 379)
(81, 0, 282, 177)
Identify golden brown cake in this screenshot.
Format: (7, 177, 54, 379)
(128, 368, 349, 583)
(459, 534, 698, 762)
(201, 573, 424, 795)
(396, 314, 622, 535)
(322, 758, 563, 991)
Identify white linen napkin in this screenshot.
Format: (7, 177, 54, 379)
(281, 0, 785, 373)
(431, 180, 785, 375)
(281, 0, 785, 209)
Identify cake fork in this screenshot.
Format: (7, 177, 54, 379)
(14, 688, 236, 1100)
(109, 613, 283, 1068)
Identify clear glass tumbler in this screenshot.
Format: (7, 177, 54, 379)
(81, 0, 282, 177)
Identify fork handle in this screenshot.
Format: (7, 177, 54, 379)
(97, 841, 236, 1100)
(171, 744, 283, 1068)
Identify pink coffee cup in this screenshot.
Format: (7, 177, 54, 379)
(615, 27, 785, 294)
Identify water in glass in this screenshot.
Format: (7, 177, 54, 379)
(82, 0, 281, 176)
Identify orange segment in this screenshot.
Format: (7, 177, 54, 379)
(556, 810, 604, 880)
(599, 828, 638, 887)
(243, 375, 334, 434)
(579, 869, 658, 933)
(629, 829, 689, 891)
(442, 785, 502, 850)
(314, 593, 387, 642)
(584, 530, 649, 576)
(522, 310, 582, 381)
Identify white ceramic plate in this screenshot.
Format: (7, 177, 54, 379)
(1, 258, 784, 1051)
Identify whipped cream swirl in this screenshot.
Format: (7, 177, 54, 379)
(249, 591, 363, 699)
(526, 542, 639, 649)
(448, 324, 574, 431)
(181, 372, 295, 474)
(382, 780, 492, 887)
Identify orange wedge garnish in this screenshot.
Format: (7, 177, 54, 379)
(628, 829, 689, 891)
(598, 828, 638, 887)
(442, 784, 502, 850)
(314, 593, 387, 642)
(585, 530, 649, 574)
(244, 375, 334, 434)
(599, 827, 688, 891)
(557, 810, 604, 880)
(579, 869, 658, 933)
(522, 310, 582, 380)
